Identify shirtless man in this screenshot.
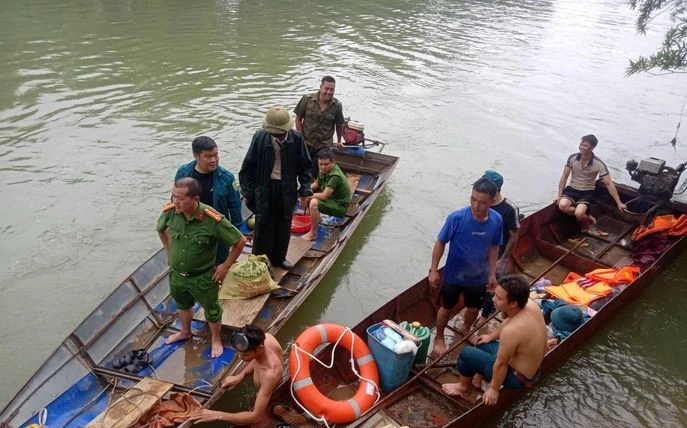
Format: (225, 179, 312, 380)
(188, 325, 283, 427)
(441, 275, 547, 406)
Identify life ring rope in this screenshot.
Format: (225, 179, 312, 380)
(289, 326, 381, 427)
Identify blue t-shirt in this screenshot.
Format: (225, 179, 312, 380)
(438, 206, 503, 286)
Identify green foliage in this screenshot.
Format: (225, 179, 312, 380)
(627, 0, 687, 75)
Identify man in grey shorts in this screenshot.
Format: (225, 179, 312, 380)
(555, 134, 626, 231)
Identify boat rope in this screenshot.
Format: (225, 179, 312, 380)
(288, 326, 381, 428)
(671, 90, 687, 152)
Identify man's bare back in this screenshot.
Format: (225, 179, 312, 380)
(251, 333, 283, 391)
(499, 299, 546, 378)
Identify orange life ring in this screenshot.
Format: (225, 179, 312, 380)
(291, 214, 311, 234)
(288, 323, 379, 424)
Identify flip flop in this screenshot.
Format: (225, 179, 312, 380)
(122, 359, 148, 374)
(113, 349, 151, 370)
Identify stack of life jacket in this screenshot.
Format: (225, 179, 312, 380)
(632, 214, 687, 242)
(544, 266, 640, 306)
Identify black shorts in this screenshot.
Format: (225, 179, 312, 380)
(440, 282, 487, 310)
(561, 186, 595, 206)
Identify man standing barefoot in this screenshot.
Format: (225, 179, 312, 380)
(157, 178, 246, 358)
(429, 178, 502, 357)
(441, 275, 547, 406)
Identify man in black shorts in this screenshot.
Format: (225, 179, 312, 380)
(555, 134, 626, 231)
(429, 178, 503, 356)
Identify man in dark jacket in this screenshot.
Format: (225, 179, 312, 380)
(175, 136, 243, 265)
(239, 106, 313, 269)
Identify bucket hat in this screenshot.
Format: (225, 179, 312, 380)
(262, 105, 294, 135)
(550, 305, 586, 338)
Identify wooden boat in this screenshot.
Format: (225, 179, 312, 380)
(0, 146, 398, 428)
(264, 157, 687, 427)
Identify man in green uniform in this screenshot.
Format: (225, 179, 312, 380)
(302, 149, 351, 241)
(294, 75, 345, 177)
(157, 177, 246, 358)
(239, 106, 313, 270)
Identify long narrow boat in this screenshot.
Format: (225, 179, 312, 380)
(0, 146, 398, 428)
(264, 156, 687, 427)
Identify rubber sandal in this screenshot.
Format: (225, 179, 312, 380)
(113, 349, 150, 370)
(112, 352, 136, 369)
(122, 359, 148, 374)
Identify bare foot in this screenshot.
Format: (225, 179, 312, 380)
(442, 382, 471, 398)
(301, 231, 317, 241)
(166, 331, 192, 344)
(431, 337, 447, 357)
(211, 340, 224, 358)
(588, 226, 609, 237)
(472, 374, 484, 389)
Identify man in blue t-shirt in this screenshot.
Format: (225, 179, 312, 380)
(429, 177, 503, 357)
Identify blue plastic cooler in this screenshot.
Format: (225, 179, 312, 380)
(366, 322, 415, 392)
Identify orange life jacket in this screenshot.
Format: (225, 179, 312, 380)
(584, 266, 640, 285)
(632, 214, 687, 241)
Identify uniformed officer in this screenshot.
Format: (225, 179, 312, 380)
(157, 177, 247, 358)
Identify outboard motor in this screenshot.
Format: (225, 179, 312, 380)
(624, 157, 686, 220)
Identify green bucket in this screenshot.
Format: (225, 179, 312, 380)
(399, 321, 431, 365)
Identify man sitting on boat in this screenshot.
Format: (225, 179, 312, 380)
(555, 134, 626, 232)
(301, 149, 352, 241)
(441, 275, 547, 405)
(157, 178, 247, 358)
(429, 177, 502, 356)
(188, 325, 283, 427)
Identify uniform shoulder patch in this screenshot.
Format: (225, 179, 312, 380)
(204, 207, 224, 222)
(162, 202, 175, 212)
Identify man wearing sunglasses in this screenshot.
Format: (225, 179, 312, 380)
(187, 325, 283, 427)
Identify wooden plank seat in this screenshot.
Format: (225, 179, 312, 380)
(86, 378, 173, 428)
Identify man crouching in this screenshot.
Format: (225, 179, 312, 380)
(441, 275, 547, 405)
(188, 325, 283, 427)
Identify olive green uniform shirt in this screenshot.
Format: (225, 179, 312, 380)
(317, 164, 351, 210)
(156, 202, 243, 273)
(294, 91, 345, 150)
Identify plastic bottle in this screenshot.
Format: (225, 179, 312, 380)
(381, 336, 396, 350)
(382, 327, 403, 344)
(373, 328, 387, 343)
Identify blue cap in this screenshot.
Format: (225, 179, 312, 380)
(483, 170, 504, 190)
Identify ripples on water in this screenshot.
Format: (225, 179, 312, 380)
(1, 0, 686, 425)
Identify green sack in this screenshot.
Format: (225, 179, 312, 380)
(219, 254, 279, 300)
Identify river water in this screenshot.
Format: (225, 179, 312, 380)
(1, 0, 686, 426)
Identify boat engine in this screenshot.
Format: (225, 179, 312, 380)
(343, 119, 365, 146)
(625, 157, 686, 203)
